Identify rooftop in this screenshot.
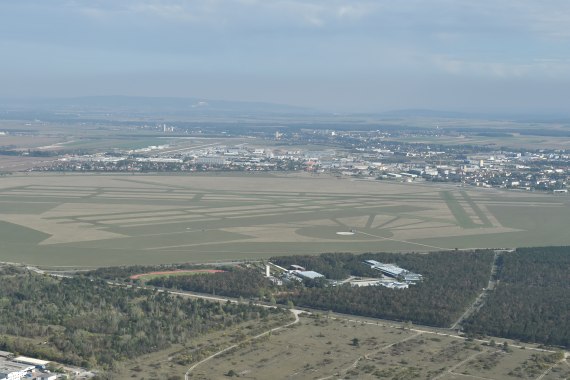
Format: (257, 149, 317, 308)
(0, 359, 34, 373)
(13, 356, 50, 366)
(293, 270, 325, 280)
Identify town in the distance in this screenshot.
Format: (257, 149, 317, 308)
(0, 101, 569, 380)
(18, 123, 569, 194)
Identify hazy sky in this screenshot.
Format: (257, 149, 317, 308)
(1, 0, 569, 113)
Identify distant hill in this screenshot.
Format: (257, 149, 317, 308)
(378, 109, 478, 118)
(0, 95, 319, 117)
(379, 108, 570, 122)
(2, 97, 569, 123)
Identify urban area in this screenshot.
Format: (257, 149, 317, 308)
(12, 125, 569, 194)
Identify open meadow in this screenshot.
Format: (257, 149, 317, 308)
(193, 315, 569, 380)
(0, 173, 569, 267)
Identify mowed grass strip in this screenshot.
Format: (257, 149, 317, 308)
(63, 229, 253, 249)
(0, 221, 51, 244)
(440, 191, 479, 228)
(460, 190, 493, 227)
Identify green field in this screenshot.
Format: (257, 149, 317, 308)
(0, 173, 569, 266)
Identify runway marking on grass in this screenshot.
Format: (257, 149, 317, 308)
(353, 230, 449, 251)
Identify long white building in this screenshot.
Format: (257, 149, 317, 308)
(363, 260, 422, 282)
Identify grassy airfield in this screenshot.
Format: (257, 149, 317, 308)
(0, 173, 569, 267)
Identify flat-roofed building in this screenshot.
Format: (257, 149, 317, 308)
(12, 357, 50, 367)
(363, 261, 422, 283)
(293, 270, 325, 281)
(0, 360, 34, 380)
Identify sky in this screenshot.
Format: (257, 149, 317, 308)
(1, 0, 569, 113)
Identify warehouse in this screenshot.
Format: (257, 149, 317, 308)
(363, 260, 422, 282)
(292, 270, 325, 281)
(0, 360, 35, 380)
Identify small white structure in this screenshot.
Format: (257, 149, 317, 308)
(349, 279, 382, 287)
(268, 276, 283, 286)
(381, 282, 409, 289)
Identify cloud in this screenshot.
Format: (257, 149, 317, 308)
(508, 1, 570, 39)
(129, 3, 194, 21)
(1, 0, 570, 111)
(64, 0, 379, 27)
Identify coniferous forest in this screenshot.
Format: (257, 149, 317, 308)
(462, 246, 570, 348)
(0, 267, 287, 369)
(147, 268, 273, 299)
(144, 251, 494, 327)
(274, 251, 494, 327)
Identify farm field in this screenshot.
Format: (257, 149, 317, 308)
(194, 315, 569, 380)
(0, 173, 569, 267)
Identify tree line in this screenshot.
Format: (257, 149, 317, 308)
(463, 246, 570, 348)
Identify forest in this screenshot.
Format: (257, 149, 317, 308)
(143, 251, 494, 327)
(147, 268, 274, 299)
(0, 267, 287, 369)
(462, 246, 570, 348)
(274, 251, 494, 327)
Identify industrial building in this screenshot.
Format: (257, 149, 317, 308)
(0, 360, 35, 380)
(0, 354, 55, 380)
(363, 260, 422, 283)
(292, 270, 325, 281)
